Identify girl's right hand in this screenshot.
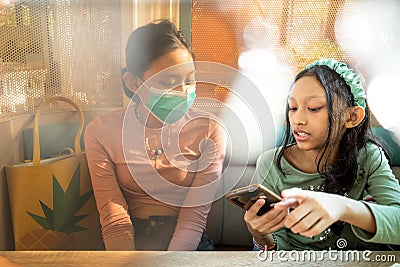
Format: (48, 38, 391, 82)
(244, 198, 287, 239)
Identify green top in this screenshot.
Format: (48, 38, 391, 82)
(256, 143, 400, 250)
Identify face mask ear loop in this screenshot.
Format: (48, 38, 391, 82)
(131, 77, 148, 104)
(133, 78, 164, 125)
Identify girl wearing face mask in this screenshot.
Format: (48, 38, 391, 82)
(84, 20, 227, 251)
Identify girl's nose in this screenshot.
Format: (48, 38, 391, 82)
(174, 84, 187, 93)
(292, 110, 306, 125)
(174, 82, 195, 93)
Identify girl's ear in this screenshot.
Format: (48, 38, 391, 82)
(344, 106, 365, 128)
(123, 71, 142, 95)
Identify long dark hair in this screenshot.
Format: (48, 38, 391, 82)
(122, 19, 194, 101)
(277, 65, 385, 195)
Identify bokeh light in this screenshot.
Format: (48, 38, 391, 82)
(336, 0, 400, 144)
(368, 69, 400, 144)
(335, 0, 400, 63)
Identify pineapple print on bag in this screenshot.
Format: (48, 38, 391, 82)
(16, 164, 92, 250)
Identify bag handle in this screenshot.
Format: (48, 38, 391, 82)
(33, 96, 84, 166)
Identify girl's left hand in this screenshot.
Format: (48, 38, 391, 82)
(274, 188, 346, 237)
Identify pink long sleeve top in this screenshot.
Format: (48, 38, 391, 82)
(84, 104, 227, 251)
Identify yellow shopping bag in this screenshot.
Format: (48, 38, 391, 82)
(6, 96, 102, 250)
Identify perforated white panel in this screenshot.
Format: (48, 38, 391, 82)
(0, 0, 122, 120)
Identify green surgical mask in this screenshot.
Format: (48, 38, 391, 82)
(144, 84, 196, 124)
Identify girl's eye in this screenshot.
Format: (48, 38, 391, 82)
(308, 106, 323, 112)
(288, 106, 297, 111)
(160, 81, 178, 89)
(162, 81, 176, 86)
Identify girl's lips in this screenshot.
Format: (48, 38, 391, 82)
(293, 129, 310, 141)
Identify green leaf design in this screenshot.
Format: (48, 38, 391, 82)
(39, 200, 53, 227)
(27, 162, 93, 233)
(63, 224, 88, 234)
(27, 212, 50, 229)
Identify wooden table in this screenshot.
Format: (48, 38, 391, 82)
(0, 251, 398, 266)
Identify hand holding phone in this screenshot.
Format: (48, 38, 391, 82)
(225, 184, 282, 216)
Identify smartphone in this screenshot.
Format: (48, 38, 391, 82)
(225, 184, 282, 216)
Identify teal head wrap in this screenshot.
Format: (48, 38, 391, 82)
(304, 58, 366, 109)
